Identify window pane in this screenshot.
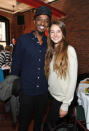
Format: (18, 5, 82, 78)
(0, 22, 6, 41)
(0, 22, 6, 47)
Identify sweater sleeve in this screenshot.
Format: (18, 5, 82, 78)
(0, 51, 6, 68)
(11, 37, 24, 76)
(60, 46, 78, 111)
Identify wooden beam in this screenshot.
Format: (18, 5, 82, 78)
(16, 0, 66, 18)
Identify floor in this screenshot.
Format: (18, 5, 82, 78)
(0, 101, 87, 131)
(0, 101, 34, 131)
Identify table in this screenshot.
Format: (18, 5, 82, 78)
(77, 78, 89, 130)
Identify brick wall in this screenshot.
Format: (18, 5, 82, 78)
(0, 9, 35, 42)
(13, 10, 35, 39)
(51, 0, 89, 74)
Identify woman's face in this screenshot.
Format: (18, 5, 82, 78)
(50, 24, 63, 44)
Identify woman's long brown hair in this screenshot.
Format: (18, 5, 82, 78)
(44, 20, 69, 79)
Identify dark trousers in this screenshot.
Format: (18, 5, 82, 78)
(44, 94, 62, 129)
(18, 92, 48, 131)
(43, 94, 73, 131)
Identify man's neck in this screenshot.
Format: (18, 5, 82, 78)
(34, 31, 44, 45)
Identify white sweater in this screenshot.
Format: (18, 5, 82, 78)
(48, 45, 78, 111)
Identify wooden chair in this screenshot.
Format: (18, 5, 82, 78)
(75, 105, 88, 131)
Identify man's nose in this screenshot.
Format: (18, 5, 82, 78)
(41, 20, 45, 25)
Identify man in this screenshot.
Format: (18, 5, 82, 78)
(11, 6, 52, 131)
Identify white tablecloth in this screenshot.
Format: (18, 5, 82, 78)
(77, 78, 89, 130)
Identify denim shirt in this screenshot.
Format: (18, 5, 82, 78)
(11, 31, 48, 95)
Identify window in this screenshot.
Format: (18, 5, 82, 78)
(0, 22, 6, 47)
(0, 16, 10, 48)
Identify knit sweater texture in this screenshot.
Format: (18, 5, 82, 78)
(48, 45, 78, 111)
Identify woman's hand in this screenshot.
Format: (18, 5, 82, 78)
(59, 108, 68, 118)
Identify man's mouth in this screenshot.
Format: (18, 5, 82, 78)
(39, 26, 45, 30)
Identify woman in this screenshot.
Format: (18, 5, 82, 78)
(0, 45, 12, 68)
(44, 20, 78, 130)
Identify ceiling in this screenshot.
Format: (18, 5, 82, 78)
(0, 0, 56, 14)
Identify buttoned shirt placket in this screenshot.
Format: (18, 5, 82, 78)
(36, 41, 42, 89)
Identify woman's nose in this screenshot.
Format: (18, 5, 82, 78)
(54, 32, 57, 37)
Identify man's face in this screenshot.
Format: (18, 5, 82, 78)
(34, 15, 49, 35)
